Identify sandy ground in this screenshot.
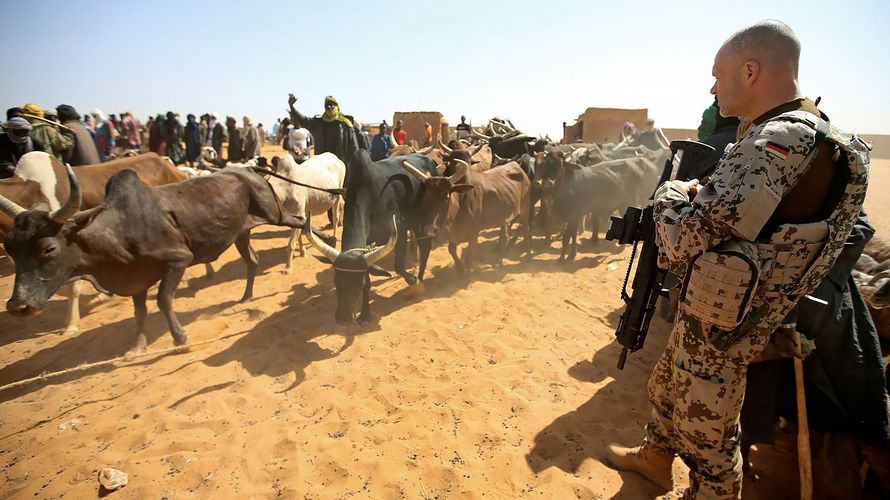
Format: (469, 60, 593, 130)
(0, 150, 887, 499)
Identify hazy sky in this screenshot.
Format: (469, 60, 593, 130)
(3, 0, 889, 138)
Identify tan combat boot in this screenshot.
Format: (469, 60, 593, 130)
(605, 443, 674, 490)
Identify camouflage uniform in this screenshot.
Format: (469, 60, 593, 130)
(644, 107, 870, 499)
(30, 122, 72, 163)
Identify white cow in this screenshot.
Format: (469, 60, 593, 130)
(268, 152, 345, 274)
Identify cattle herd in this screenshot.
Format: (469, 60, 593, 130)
(1, 117, 888, 356)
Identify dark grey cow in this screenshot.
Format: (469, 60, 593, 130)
(537, 154, 659, 260)
(303, 151, 441, 324)
(1, 166, 321, 353)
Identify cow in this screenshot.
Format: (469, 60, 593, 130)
(1, 152, 186, 240)
(268, 152, 346, 274)
(177, 165, 213, 179)
(537, 154, 659, 260)
(301, 151, 441, 324)
(1, 151, 190, 333)
(0, 166, 321, 353)
(865, 234, 890, 264)
(0, 152, 72, 243)
(402, 158, 532, 281)
(436, 138, 491, 172)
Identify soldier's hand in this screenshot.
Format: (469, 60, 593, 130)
(288, 94, 297, 107)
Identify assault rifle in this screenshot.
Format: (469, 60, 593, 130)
(605, 140, 716, 369)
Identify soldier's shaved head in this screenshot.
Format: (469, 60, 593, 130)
(723, 20, 801, 77)
(711, 20, 803, 121)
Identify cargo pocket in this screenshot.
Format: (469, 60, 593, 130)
(680, 241, 760, 331)
(672, 348, 740, 449)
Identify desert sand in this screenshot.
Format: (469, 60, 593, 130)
(0, 150, 887, 499)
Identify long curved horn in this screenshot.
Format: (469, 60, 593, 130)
(470, 142, 485, 156)
(302, 210, 340, 262)
(0, 193, 26, 219)
(415, 145, 435, 154)
(490, 119, 514, 133)
(437, 137, 453, 154)
(402, 160, 430, 181)
(363, 215, 397, 265)
(472, 128, 491, 140)
(51, 165, 82, 223)
(449, 160, 469, 183)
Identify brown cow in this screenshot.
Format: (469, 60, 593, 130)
(0, 153, 71, 242)
(1, 151, 189, 333)
(2, 166, 313, 353)
(402, 158, 531, 281)
(1, 152, 186, 240)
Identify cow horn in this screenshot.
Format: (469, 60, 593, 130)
(363, 215, 397, 265)
(302, 210, 340, 262)
(0, 193, 26, 219)
(472, 128, 491, 140)
(449, 160, 469, 183)
(437, 136, 453, 154)
(470, 142, 485, 156)
(415, 145, 435, 154)
(51, 165, 82, 223)
(490, 119, 514, 133)
(402, 160, 430, 181)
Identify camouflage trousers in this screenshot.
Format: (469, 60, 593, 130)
(644, 308, 771, 499)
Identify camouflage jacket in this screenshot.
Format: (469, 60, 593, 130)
(653, 110, 869, 338)
(30, 122, 72, 163)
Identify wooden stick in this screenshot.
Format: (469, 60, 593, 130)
(793, 330, 813, 500)
(21, 113, 75, 133)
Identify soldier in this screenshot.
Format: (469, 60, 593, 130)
(605, 20, 871, 499)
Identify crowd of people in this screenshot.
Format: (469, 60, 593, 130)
(2, 94, 482, 177)
(0, 104, 274, 177)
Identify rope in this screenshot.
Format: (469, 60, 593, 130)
(0, 329, 251, 393)
(251, 166, 345, 196)
(205, 165, 344, 196)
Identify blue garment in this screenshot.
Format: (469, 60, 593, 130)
(370, 133, 393, 161)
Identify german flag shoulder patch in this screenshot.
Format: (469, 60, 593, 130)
(765, 141, 790, 160)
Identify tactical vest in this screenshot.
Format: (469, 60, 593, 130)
(680, 110, 870, 340)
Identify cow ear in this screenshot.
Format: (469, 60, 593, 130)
(62, 205, 103, 236)
(368, 264, 391, 277)
(313, 255, 333, 265)
(450, 184, 474, 193)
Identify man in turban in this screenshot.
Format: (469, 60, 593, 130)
(0, 117, 45, 177)
(286, 93, 362, 164)
(22, 102, 72, 163)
